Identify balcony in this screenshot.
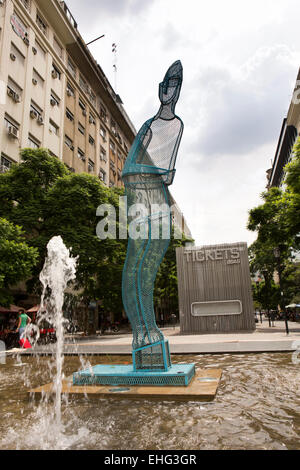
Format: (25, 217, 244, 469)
(59, 1, 77, 29)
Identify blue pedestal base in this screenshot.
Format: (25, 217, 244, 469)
(73, 363, 195, 387)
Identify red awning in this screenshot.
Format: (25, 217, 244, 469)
(0, 304, 23, 314)
(26, 305, 40, 313)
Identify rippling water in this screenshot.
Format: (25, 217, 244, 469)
(0, 353, 299, 450)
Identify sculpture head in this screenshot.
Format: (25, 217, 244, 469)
(159, 60, 183, 108)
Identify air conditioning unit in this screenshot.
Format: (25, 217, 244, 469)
(70, 145, 74, 151)
(82, 109, 87, 116)
(82, 156, 86, 162)
(37, 116, 44, 125)
(10, 53, 16, 61)
(51, 70, 58, 79)
(14, 93, 20, 103)
(67, 89, 72, 97)
(8, 126, 18, 138)
(50, 98, 56, 106)
(23, 37, 29, 46)
(32, 47, 37, 55)
(7, 88, 15, 98)
(89, 116, 94, 124)
(32, 78, 38, 85)
(30, 110, 38, 119)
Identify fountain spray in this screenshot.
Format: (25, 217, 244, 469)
(38, 236, 77, 427)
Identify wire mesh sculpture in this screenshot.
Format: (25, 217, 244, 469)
(122, 60, 184, 372)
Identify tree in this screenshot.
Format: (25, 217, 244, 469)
(0, 149, 125, 327)
(154, 230, 193, 320)
(247, 137, 300, 312)
(0, 218, 38, 306)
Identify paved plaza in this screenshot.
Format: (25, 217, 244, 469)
(12, 319, 299, 356)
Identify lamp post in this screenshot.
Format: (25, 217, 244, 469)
(273, 247, 289, 335)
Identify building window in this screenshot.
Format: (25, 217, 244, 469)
(111, 119, 117, 136)
(89, 113, 96, 125)
(66, 82, 75, 97)
(89, 135, 95, 146)
(79, 74, 88, 93)
(52, 63, 61, 80)
(100, 146, 107, 162)
(53, 37, 63, 59)
(100, 105, 107, 122)
(28, 134, 40, 149)
(32, 69, 44, 88)
(49, 120, 59, 136)
(67, 58, 76, 78)
(50, 92, 60, 107)
(99, 168, 106, 183)
(66, 108, 74, 122)
(34, 40, 46, 58)
(77, 148, 85, 161)
(30, 102, 43, 120)
(78, 122, 85, 135)
(7, 77, 22, 102)
(4, 114, 19, 133)
(65, 135, 74, 150)
(88, 159, 94, 173)
(109, 140, 116, 154)
(124, 142, 128, 153)
(79, 98, 87, 115)
(0, 154, 14, 173)
(36, 12, 47, 35)
(10, 43, 25, 66)
(20, 0, 31, 11)
(100, 126, 106, 141)
(90, 90, 96, 106)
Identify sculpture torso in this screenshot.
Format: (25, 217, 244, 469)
(122, 115, 183, 186)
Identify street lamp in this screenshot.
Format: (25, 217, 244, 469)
(273, 247, 289, 335)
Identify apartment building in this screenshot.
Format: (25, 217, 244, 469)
(267, 68, 300, 188)
(0, 0, 193, 242)
(0, 0, 135, 187)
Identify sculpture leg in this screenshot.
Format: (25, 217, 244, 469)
(122, 180, 172, 371)
(133, 214, 171, 371)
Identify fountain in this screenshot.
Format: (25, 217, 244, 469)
(37, 235, 77, 427)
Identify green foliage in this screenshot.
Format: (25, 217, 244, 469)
(247, 136, 300, 308)
(0, 218, 38, 306)
(252, 280, 280, 312)
(154, 231, 193, 315)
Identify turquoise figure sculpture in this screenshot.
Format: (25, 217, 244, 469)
(122, 60, 184, 372)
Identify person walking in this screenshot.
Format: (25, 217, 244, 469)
(16, 309, 31, 343)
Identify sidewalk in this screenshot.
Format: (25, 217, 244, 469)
(56, 319, 300, 355)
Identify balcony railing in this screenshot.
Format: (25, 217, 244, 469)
(59, 1, 77, 29)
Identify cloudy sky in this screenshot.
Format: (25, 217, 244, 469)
(69, 0, 300, 246)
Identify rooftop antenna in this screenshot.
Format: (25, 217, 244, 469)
(112, 42, 117, 91)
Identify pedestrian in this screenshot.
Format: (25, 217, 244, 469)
(16, 309, 31, 341)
